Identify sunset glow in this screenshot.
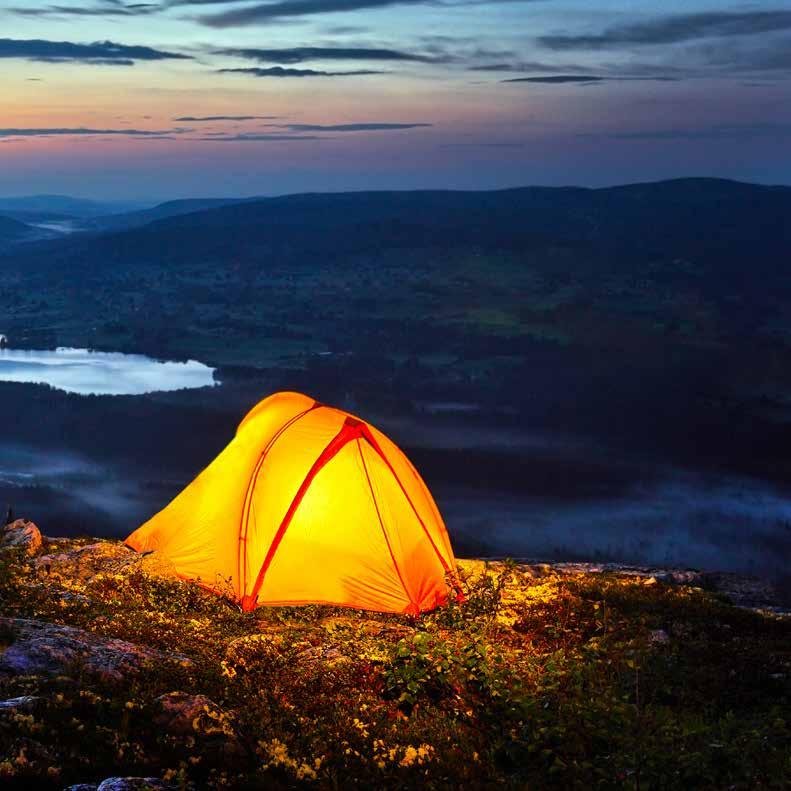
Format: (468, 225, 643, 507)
(2, 1, 790, 198)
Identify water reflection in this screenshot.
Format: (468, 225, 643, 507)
(0, 347, 216, 395)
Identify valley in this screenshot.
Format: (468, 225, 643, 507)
(0, 180, 790, 592)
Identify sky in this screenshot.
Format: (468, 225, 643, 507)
(2, 0, 790, 199)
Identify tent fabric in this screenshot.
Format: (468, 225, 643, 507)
(125, 392, 459, 614)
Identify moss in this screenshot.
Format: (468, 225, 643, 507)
(0, 548, 789, 789)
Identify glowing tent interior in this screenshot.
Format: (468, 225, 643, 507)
(125, 392, 459, 614)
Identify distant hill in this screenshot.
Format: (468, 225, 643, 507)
(0, 194, 149, 219)
(7, 178, 790, 298)
(0, 214, 42, 246)
(78, 197, 250, 233)
(3, 177, 791, 494)
(0, 210, 78, 225)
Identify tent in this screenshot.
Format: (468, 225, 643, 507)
(126, 392, 459, 614)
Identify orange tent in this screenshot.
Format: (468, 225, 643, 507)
(126, 392, 459, 614)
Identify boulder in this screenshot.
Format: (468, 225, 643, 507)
(34, 541, 137, 582)
(65, 783, 177, 791)
(154, 692, 245, 760)
(0, 519, 42, 556)
(0, 695, 38, 711)
(297, 645, 351, 666)
(34, 540, 177, 583)
(648, 629, 670, 645)
(0, 618, 192, 681)
(96, 780, 176, 791)
(658, 570, 703, 586)
(155, 692, 232, 737)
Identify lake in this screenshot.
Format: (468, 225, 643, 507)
(0, 347, 217, 395)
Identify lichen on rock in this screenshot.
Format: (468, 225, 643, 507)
(0, 618, 192, 681)
(0, 520, 42, 557)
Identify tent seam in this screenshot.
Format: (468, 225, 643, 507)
(360, 426, 454, 576)
(237, 403, 318, 600)
(356, 438, 415, 611)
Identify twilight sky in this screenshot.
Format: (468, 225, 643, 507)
(2, 0, 791, 199)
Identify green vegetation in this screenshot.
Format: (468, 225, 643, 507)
(1, 542, 788, 789)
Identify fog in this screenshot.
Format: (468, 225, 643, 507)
(3, 420, 789, 589)
(442, 474, 791, 580)
(0, 444, 152, 535)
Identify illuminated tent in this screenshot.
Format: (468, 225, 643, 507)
(126, 392, 459, 614)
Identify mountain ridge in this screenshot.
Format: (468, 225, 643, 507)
(5, 178, 789, 293)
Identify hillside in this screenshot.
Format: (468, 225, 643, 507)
(7, 179, 791, 284)
(79, 198, 250, 233)
(0, 211, 77, 225)
(0, 215, 41, 247)
(0, 195, 146, 219)
(0, 522, 789, 789)
(2, 178, 791, 496)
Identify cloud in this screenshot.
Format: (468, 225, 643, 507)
(193, 0, 432, 28)
(322, 25, 372, 35)
(501, 74, 679, 84)
(39, 58, 138, 66)
(10, 2, 160, 17)
(503, 74, 605, 84)
(539, 10, 791, 50)
(691, 35, 791, 73)
(0, 38, 189, 65)
(177, 0, 549, 28)
(216, 45, 442, 64)
(268, 122, 432, 131)
(173, 115, 281, 121)
(217, 66, 384, 77)
(192, 122, 431, 139)
(0, 127, 191, 138)
(471, 60, 590, 73)
(195, 134, 325, 141)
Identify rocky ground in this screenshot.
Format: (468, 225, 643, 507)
(0, 519, 789, 789)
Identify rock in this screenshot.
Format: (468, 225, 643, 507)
(34, 541, 137, 581)
(154, 692, 245, 759)
(648, 629, 670, 645)
(660, 570, 703, 586)
(34, 540, 178, 584)
(297, 645, 351, 666)
(699, 572, 789, 613)
(59, 591, 93, 605)
(65, 784, 178, 791)
(0, 519, 42, 556)
(0, 618, 192, 681)
(155, 692, 231, 737)
(96, 779, 176, 791)
(0, 695, 38, 711)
